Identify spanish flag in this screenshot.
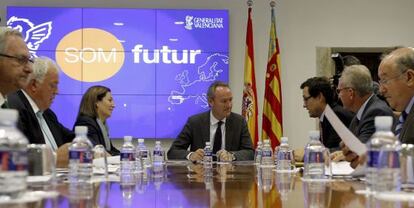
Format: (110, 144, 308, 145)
(242, 4, 259, 147)
(262, 2, 283, 149)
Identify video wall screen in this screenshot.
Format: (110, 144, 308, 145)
(7, 7, 229, 139)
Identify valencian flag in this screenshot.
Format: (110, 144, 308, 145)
(262, 1, 283, 149)
(242, 2, 259, 147)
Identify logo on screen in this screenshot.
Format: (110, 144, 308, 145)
(183, 15, 224, 30)
(184, 16, 194, 30)
(6, 16, 52, 58)
(55, 28, 125, 82)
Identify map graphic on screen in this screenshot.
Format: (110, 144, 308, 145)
(6, 7, 229, 139)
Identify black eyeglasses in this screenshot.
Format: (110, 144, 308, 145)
(303, 95, 313, 102)
(336, 87, 352, 94)
(0, 53, 34, 65)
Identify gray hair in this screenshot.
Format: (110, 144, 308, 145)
(0, 27, 23, 53)
(395, 47, 414, 74)
(207, 81, 230, 100)
(340, 64, 373, 97)
(28, 57, 59, 83)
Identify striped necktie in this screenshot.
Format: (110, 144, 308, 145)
(395, 111, 408, 138)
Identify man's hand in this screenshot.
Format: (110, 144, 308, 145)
(189, 149, 205, 162)
(340, 141, 365, 168)
(330, 150, 345, 162)
(217, 150, 235, 162)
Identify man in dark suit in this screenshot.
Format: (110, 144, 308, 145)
(338, 64, 394, 168)
(167, 81, 254, 162)
(300, 77, 354, 151)
(0, 27, 33, 107)
(337, 64, 394, 144)
(8, 57, 74, 150)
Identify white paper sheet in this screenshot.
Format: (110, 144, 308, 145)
(324, 105, 367, 155)
(330, 161, 354, 175)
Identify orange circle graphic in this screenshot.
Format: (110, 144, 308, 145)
(56, 28, 125, 82)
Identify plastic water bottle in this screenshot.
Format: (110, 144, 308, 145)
(254, 141, 263, 165)
(0, 109, 28, 200)
(260, 139, 274, 167)
(121, 136, 136, 174)
(136, 138, 151, 168)
(303, 130, 329, 180)
(366, 116, 395, 193)
(68, 126, 93, 183)
(134, 139, 143, 173)
(203, 142, 213, 170)
(152, 141, 164, 178)
(377, 128, 401, 192)
(275, 137, 294, 172)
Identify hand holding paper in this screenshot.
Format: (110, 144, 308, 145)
(324, 105, 367, 156)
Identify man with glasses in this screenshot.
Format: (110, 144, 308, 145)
(378, 47, 414, 144)
(0, 27, 33, 107)
(8, 57, 74, 150)
(339, 64, 395, 168)
(337, 64, 394, 144)
(343, 48, 414, 168)
(300, 77, 354, 151)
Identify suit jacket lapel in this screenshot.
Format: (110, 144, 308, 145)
(18, 90, 45, 143)
(202, 112, 210, 145)
(44, 110, 63, 146)
(349, 116, 360, 136)
(401, 105, 414, 143)
(225, 113, 233, 150)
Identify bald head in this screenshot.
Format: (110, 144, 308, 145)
(378, 47, 414, 111)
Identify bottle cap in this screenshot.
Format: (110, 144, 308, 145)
(281, 137, 288, 143)
(0, 109, 18, 123)
(375, 116, 393, 130)
(264, 139, 270, 144)
(205, 141, 211, 145)
(138, 138, 144, 143)
(124, 135, 133, 142)
(155, 141, 161, 145)
(257, 141, 262, 145)
(75, 126, 88, 134)
(309, 130, 320, 140)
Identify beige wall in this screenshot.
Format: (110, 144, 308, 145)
(2, 0, 414, 149)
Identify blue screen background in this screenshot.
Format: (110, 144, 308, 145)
(7, 7, 229, 139)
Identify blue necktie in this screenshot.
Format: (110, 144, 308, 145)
(395, 111, 408, 138)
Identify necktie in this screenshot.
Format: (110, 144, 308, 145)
(349, 117, 360, 135)
(213, 121, 223, 154)
(395, 111, 408, 138)
(36, 111, 58, 151)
